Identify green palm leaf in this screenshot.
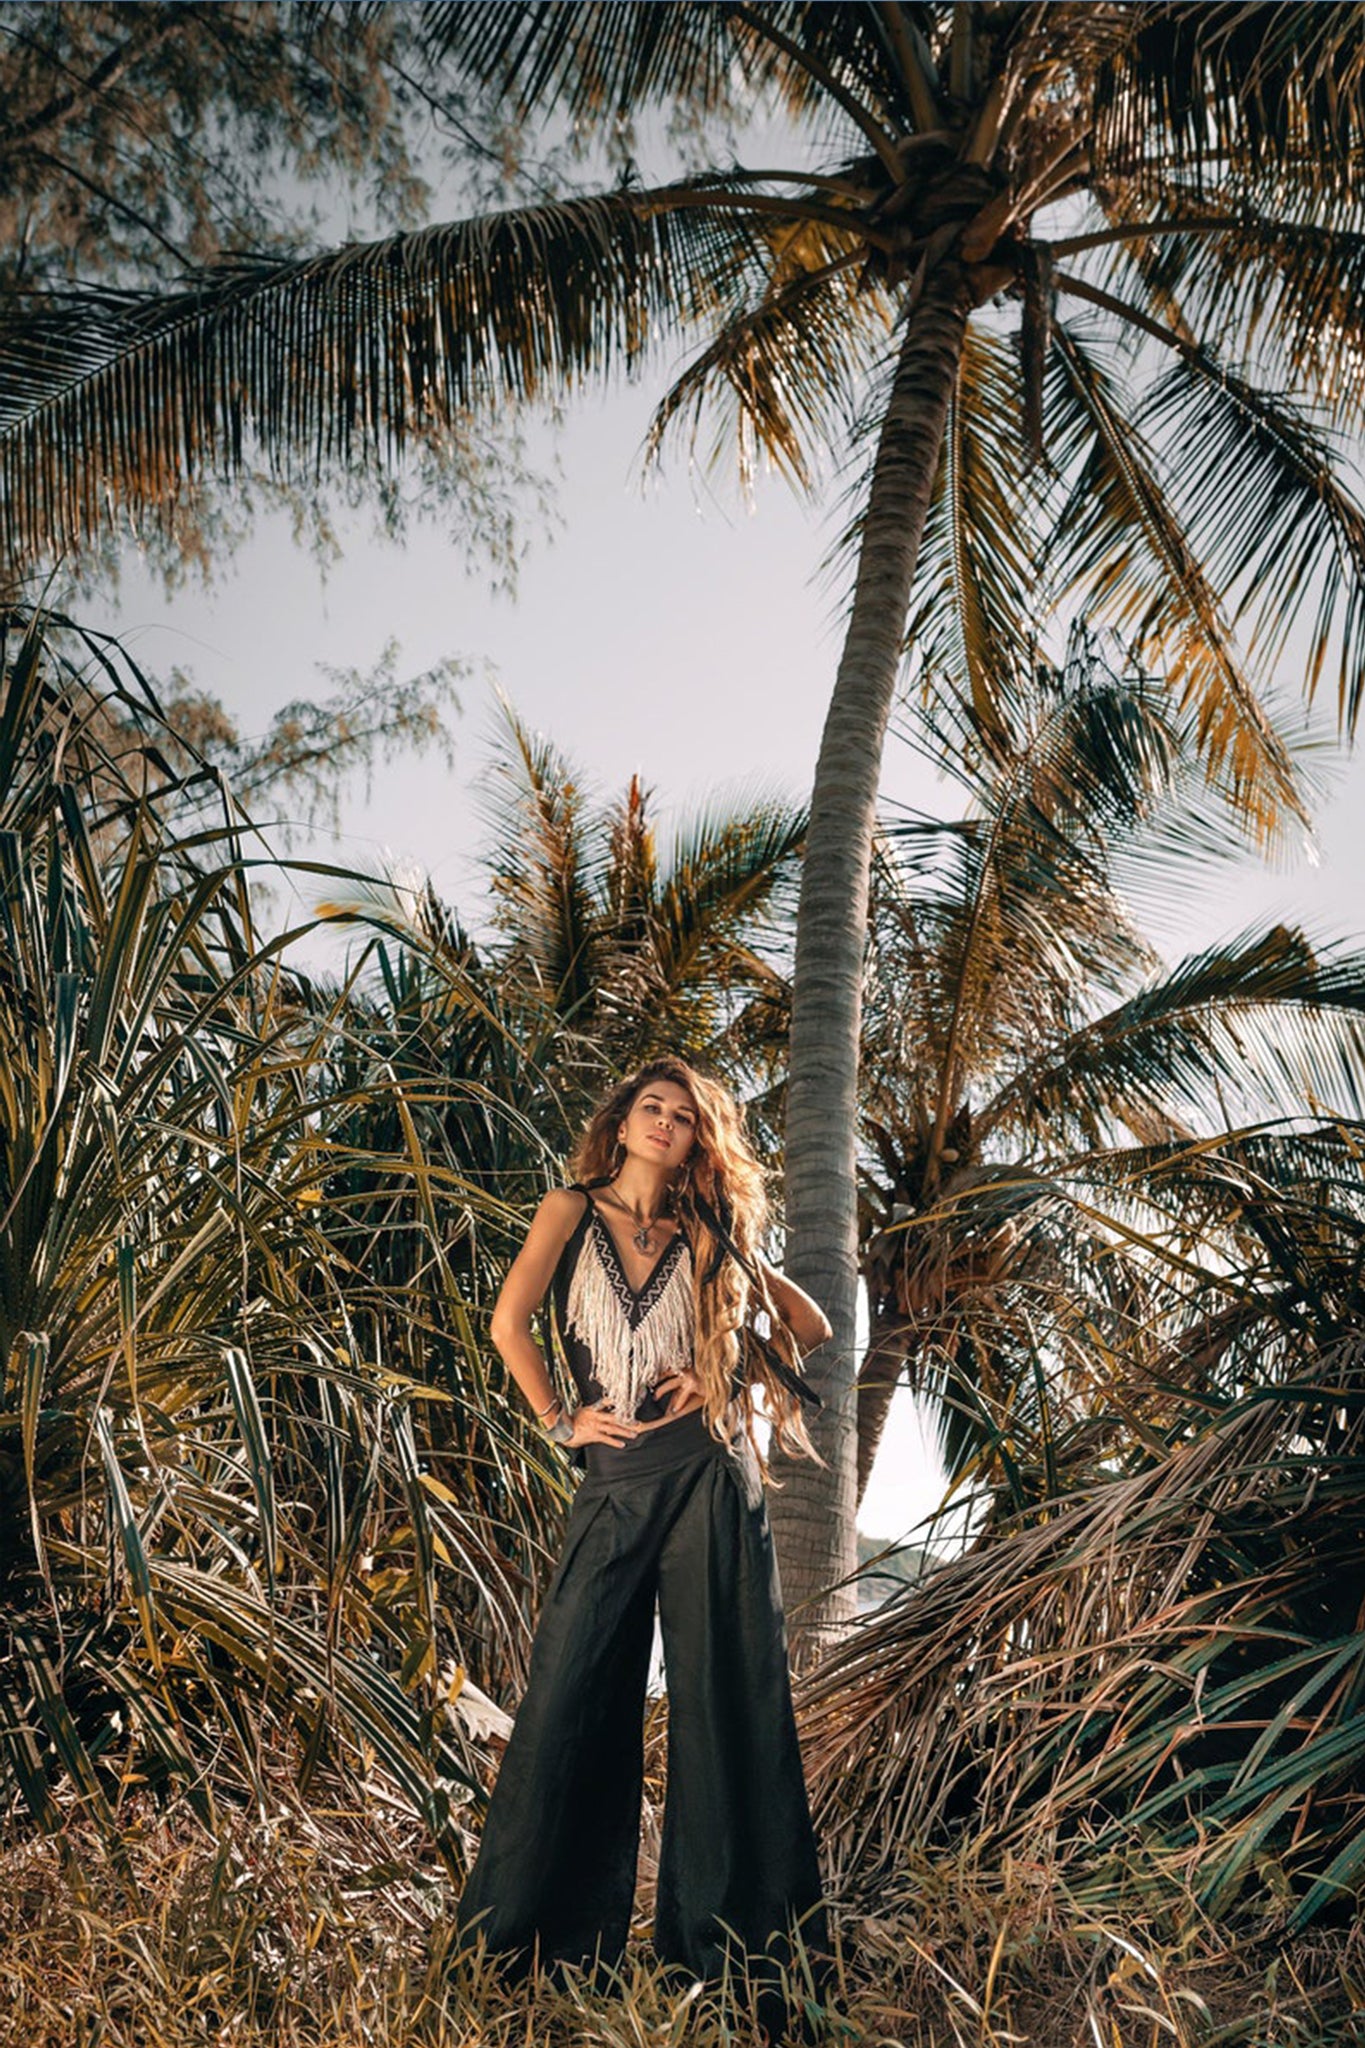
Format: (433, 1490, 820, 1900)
(900, 326, 1042, 741)
(629, 794, 805, 1057)
(1092, 198, 1365, 425)
(0, 186, 762, 578)
(881, 650, 1190, 1111)
(480, 698, 603, 1024)
(983, 926, 1365, 1150)
(1135, 351, 1365, 725)
(1045, 319, 1305, 835)
(646, 237, 888, 491)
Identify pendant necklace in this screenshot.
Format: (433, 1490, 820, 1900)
(605, 1182, 660, 1253)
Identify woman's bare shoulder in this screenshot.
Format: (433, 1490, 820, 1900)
(498, 1188, 590, 1302)
(529, 1186, 592, 1239)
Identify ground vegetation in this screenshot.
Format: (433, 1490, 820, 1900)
(7, 6, 1365, 1631)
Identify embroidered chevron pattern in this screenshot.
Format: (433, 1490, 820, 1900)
(566, 1212, 694, 1417)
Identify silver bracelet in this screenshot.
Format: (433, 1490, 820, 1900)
(546, 1407, 576, 1445)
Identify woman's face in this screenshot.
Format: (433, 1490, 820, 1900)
(618, 1078, 698, 1172)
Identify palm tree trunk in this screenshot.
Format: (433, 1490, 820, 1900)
(770, 265, 971, 1655)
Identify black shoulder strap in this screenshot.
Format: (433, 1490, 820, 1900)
(546, 1185, 595, 1334)
(689, 1191, 824, 1413)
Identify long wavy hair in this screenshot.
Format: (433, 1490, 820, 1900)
(569, 1057, 821, 1469)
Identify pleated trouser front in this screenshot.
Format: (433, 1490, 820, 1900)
(454, 1410, 827, 1987)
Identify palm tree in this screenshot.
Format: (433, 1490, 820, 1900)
(855, 626, 1365, 1517)
(479, 700, 803, 1111)
(320, 698, 803, 1122)
(7, 4, 1365, 1630)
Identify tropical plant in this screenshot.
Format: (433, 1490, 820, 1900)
(271, 697, 809, 1701)
(800, 1112, 1365, 1938)
(7, 4, 1365, 1630)
(0, 607, 567, 1852)
(478, 700, 803, 1116)
(0, 1, 545, 591)
(800, 636, 1365, 1930)
(854, 626, 1365, 1512)
(319, 698, 803, 1133)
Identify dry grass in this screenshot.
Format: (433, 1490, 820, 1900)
(0, 1803, 1359, 2048)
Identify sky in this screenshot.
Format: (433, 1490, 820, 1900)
(72, 311, 1365, 1556)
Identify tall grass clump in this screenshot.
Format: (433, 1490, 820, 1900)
(0, 609, 571, 1863)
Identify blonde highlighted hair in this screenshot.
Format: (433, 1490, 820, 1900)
(570, 1057, 821, 1470)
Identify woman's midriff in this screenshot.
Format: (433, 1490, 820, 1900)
(581, 1405, 735, 1484)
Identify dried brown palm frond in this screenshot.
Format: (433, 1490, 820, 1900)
(800, 1331, 1365, 1935)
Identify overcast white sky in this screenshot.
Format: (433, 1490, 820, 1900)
(70, 305, 1365, 1549)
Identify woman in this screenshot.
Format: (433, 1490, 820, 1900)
(455, 1056, 831, 1999)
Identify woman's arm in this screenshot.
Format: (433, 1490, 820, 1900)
(757, 1255, 833, 1355)
(488, 1191, 642, 1447)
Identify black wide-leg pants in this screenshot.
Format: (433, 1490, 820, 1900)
(455, 1410, 827, 1986)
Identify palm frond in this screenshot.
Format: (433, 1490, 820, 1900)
(415, 1, 929, 145)
(882, 642, 1200, 1100)
(1134, 351, 1365, 730)
(984, 925, 1365, 1148)
(0, 185, 763, 579)
(645, 233, 886, 491)
(593, 790, 804, 1067)
(1092, 3, 1365, 189)
(901, 326, 1042, 742)
(1088, 194, 1365, 429)
(1045, 318, 1305, 839)
(478, 697, 603, 1025)
(801, 1334, 1365, 1932)
(414, 0, 769, 126)
(653, 794, 804, 985)
(604, 773, 660, 940)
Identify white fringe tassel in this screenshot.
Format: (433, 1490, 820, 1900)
(566, 1223, 694, 1415)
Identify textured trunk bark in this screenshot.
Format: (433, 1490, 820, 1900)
(770, 266, 971, 1657)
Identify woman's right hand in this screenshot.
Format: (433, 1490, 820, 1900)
(568, 1398, 642, 1448)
